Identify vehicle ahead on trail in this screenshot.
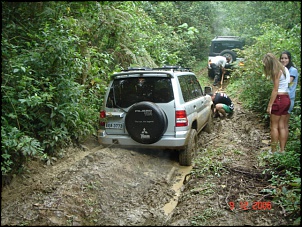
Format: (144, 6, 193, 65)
(98, 66, 214, 166)
(208, 36, 245, 79)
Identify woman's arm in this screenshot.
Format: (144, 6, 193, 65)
(266, 71, 280, 114)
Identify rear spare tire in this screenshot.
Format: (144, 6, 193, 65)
(220, 49, 237, 62)
(125, 101, 168, 144)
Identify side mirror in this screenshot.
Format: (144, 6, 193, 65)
(204, 86, 212, 95)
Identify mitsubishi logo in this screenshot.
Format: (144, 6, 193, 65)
(140, 128, 150, 139)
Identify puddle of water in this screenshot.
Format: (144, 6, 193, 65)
(162, 165, 193, 216)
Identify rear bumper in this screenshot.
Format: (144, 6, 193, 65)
(98, 130, 188, 149)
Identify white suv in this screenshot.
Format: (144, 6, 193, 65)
(98, 66, 214, 166)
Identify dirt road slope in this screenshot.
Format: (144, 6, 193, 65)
(167, 95, 290, 226)
(1, 87, 292, 226)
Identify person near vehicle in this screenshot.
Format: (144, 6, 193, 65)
(263, 53, 290, 153)
(279, 50, 299, 149)
(209, 56, 231, 86)
(210, 92, 234, 118)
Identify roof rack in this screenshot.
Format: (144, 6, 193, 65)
(152, 65, 192, 72)
(123, 67, 152, 71)
(215, 36, 240, 38)
(122, 65, 192, 72)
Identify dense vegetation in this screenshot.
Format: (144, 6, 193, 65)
(2, 1, 301, 222)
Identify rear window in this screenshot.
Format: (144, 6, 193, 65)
(106, 77, 173, 108)
(212, 41, 242, 54)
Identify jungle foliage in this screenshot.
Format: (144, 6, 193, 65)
(1, 1, 301, 220)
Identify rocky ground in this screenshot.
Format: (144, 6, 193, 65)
(1, 80, 295, 226)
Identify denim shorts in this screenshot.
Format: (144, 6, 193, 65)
(271, 94, 290, 116)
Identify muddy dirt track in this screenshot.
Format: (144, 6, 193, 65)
(1, 85, 293, 226)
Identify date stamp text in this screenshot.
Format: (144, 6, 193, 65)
(228, 201, 272, 211)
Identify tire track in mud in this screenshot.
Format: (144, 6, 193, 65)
(1, 142, 194, 226)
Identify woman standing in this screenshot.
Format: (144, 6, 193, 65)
(280, 51, 299, 148)
(262, 53, 290, 153)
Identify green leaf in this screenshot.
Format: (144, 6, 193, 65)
(7, 113, 17, 119)
(18, 99, 27, 103)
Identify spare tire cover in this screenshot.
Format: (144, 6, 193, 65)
(125, 101, 168, 144)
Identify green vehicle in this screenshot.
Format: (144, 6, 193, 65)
(208, 36, 245, 78)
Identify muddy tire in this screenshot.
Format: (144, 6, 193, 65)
(125, 101, 168, 144)
(203, 109, 214, 133)
(179, 129, 197, 166)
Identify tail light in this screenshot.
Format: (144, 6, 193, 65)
(100, 110, 106, 126)
(175, 110, 188, 127)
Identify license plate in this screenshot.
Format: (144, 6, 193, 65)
(105, 123, 123, 129)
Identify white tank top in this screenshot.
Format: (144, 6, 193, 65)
(278, 67, 290, 93)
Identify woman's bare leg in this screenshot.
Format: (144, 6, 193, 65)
(270, 114, 280, 152)
(283, 113, 290, 150)
(279, 114, 288, 152)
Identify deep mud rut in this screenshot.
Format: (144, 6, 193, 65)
(1, 85, 292, 226)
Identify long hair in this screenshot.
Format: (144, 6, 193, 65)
(262, 53, 286, 80)
(280, 50, 295, 70)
